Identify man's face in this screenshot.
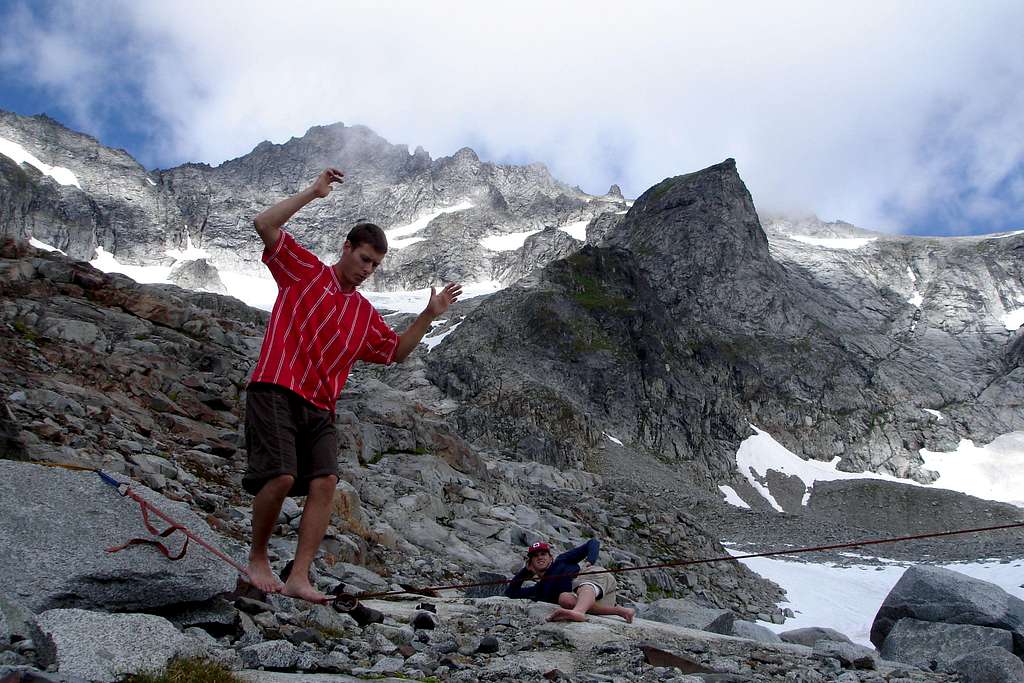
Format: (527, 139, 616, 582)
(337, 241, 385, 289)
(527, 550, 553, 574)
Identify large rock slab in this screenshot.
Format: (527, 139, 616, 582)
(870, 565, 1024, 654)
(38, 609, 203, 683)
(880, 617, 1014, 671)
(637, 599, 735, 634)
(0, 462, 237, 612)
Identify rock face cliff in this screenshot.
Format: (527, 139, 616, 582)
(425, 160, 1024, 493)
(0, 111, 181, 262)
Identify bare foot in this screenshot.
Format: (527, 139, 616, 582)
(282, 577, 330, 605)
(246, 557, 284, 593)
(619, 606, 636, 623)
(547, 607, 588, 623)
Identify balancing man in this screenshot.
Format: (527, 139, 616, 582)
(506, 539, 635, 623)
(244, 168, 461, 603)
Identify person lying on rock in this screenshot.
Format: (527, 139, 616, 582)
(505, 539, 635, 623)
(243, 168, 462, 603)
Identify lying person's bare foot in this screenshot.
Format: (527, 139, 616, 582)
(282, 577, 330, 605)
(547, 607, 588, 622)
(245, 557, 284, 593)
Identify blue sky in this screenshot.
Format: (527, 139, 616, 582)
(2, 0, 1023, 236)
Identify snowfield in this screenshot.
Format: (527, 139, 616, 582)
(730, 549, 1024, 646)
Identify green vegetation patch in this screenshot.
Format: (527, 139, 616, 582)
(127, 658, 242, 683)
(12, 320, 39, 342)
(571, 273, 631, 313)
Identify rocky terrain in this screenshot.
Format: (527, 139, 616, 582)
(2, 108, 1024, 681)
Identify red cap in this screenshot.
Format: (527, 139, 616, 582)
(527, 541, 551, 557)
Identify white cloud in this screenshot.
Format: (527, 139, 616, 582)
(3, 0, 1024, 234)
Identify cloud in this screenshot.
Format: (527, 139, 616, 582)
(2, 0, 1023, 234)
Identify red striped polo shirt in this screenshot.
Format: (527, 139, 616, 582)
(249, 231, 398, 411)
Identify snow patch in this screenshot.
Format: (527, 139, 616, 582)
(421, 318, 464, 352)
(731, 549, 1024, 646)
(790, 235, 877, 250)
(218, 271, 279, 309)
(558, 220, 589, 241)
(1002, 308, 1024, 330)
(165, 233, 209, 261)
(907, 291, 923, 307)
(922, 408, 944, 421)
(29, 237, 64, 254)
(384, 201, 474, 249)
(481, 229, 541, 251)
(719, 485, 750, 509)
(920, 433, 1024, 508)
(90, 247, 172, 284)
(988, 229, 1024, 239)
(603, 432, 623, 446)
(736, 425, 920, 511)
(0, 136, 81, 188)
(364, 280, 502, 315)
(146, 178, 156, 186)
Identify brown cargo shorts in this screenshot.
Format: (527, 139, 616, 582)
(242, 382, 337, 497)
(571, 565, 618, 607)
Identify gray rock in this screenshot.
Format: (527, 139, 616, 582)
(951, 645, 1024, 683)
(304, 604, 356, 635)
(812, 641, 878, 670)
(0, 462, 236, 612)
(370, 655, 404, 673)
(0, 398, 27, 461)
(37, 609, 203, 683)
(638, 599, 735, 634)
(168, 259, 227, 294)
(0, 595, 57, 669)
(239, 640, 299, 670)
(870, 565, 1024, 653)
(729, 620, 782, 643)
(779, 627, 854, 647)
(0, 668, 91, 682)
(880, 617, 1014, 671)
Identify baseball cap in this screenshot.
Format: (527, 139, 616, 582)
(527, 541, 551, 557)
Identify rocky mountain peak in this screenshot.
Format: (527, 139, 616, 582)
(606, 183, 624, 199)
(450, 146, 480, 164)
(605, 158, 777, 303)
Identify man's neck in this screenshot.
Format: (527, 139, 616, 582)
(333, 263, 356, 293)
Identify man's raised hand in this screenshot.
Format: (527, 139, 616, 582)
(426, 282, 462, 317)
(311, 168, 345, 198)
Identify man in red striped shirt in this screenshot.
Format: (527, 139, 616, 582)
(244, 168, 461, 603)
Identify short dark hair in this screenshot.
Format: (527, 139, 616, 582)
(346, 222, 388, 253)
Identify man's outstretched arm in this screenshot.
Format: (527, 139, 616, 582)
(392, 283, 463, 362)
(253, 168, 344, 249)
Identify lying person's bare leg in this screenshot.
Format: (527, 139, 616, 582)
(548, 585, 597, 622)
(586, 603, 636, 623)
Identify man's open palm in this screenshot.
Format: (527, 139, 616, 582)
(427, 283, 462, 317)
